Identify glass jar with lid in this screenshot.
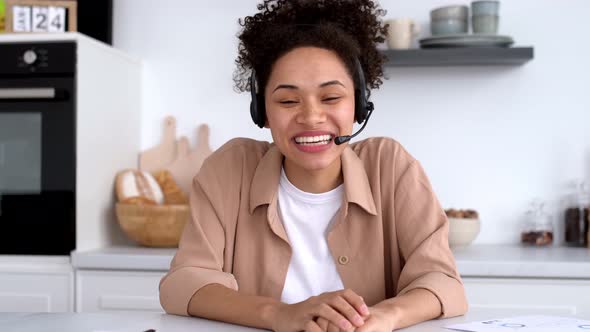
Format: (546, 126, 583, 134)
(564, 182, 589, 247)
(521, 200, 554, 246)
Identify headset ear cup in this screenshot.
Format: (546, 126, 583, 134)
(355, 89, 367, 124)
(256, 94, 266, 127)
(250, 94, 266, 128)
(250, 70, 266, 128)
(250, 98, 259, 127)
(354, 58, 369, 124)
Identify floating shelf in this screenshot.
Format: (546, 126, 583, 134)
(382, 47, 534, 67)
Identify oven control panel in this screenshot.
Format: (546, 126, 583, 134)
(0, 41, 75, 75)
(17, 47, 50, 70)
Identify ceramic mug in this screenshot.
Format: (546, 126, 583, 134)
(471, 0, 500, 16)
(386, 19, 420, 49)
(472, 15, 499, 34)
(471, 0, 500, 34)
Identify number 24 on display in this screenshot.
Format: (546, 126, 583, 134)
(13, 6, 66, 32)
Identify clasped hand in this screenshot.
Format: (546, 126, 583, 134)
(272, 289, 395, 332)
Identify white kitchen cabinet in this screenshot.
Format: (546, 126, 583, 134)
(0, 256, 73, 312)
(71, 245, 590, 314)
(75, 270, 166, 312)
(463, 277, 590, 316)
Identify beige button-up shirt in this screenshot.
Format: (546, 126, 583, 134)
(159, 137, 468, 318)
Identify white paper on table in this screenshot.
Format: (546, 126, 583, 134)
(445, 315, 590, 332)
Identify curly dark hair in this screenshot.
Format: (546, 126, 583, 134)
(233, 0, 388, 97)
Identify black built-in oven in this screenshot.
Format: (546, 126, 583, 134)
(0, 42, 76, 255)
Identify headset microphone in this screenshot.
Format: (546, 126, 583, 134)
(334, 105, 374, 145)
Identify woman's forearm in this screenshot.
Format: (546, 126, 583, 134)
(374, 288, 443, 330)
(188, 283, 283, 330)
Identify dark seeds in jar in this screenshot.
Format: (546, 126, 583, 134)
(521, 231, 553, 246)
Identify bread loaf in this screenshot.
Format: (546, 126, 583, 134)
(153, 170, 189, 205)
(116, 169, 164, 205)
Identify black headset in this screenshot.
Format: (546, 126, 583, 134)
(249, 58, 374, 129)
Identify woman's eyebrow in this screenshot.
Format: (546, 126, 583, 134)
(272, 80, 345, 93)
(273, 84, 298, 93)
(319, 80, 345, 88)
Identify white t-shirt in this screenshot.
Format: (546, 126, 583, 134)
(278, 168, 345, 304)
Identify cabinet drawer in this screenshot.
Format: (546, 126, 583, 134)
(463, 278, 590, 316)
(0, 270, 73, 312)
(76, 270, 166, 312)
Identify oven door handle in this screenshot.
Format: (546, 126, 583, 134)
(0, 88, 60, 100)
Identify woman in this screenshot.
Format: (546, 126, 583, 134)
(159, 1, 468, 331)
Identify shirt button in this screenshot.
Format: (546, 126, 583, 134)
(338, 255, 349, 265)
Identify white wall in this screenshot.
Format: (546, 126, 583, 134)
(112, 0, 590, 244)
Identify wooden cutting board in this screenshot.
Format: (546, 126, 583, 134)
(167, 124, 213, 194)
(139, 116, 177, 173)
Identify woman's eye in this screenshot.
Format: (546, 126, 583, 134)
(323, 97, 340, 102)
(279, 100, 298, 104)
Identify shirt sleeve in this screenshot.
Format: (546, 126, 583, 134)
(159, 173, 238, 316)
(394, 160, 468, 318)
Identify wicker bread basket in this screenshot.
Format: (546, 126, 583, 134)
(115, 203, 189, 247)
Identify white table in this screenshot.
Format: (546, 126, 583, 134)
(0, 308, 586, 332)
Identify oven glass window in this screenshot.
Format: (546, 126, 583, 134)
(0, 113, 42, 194)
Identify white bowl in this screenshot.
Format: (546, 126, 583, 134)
(448, 217, 480, 247)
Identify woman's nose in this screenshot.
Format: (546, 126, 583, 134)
(296, 101, 326, 125)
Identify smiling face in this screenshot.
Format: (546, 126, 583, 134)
(264, 46, 356, 187)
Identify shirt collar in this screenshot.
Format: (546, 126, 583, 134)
(249, 144, 377, 216)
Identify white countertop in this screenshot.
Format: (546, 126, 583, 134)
(71, 247, 176, 271)
(452, 244, 590, 278)
(0, 308, 587, 332)
(71, 244, 590, 278)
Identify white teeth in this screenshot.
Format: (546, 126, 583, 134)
(294, 134, 332, 144)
